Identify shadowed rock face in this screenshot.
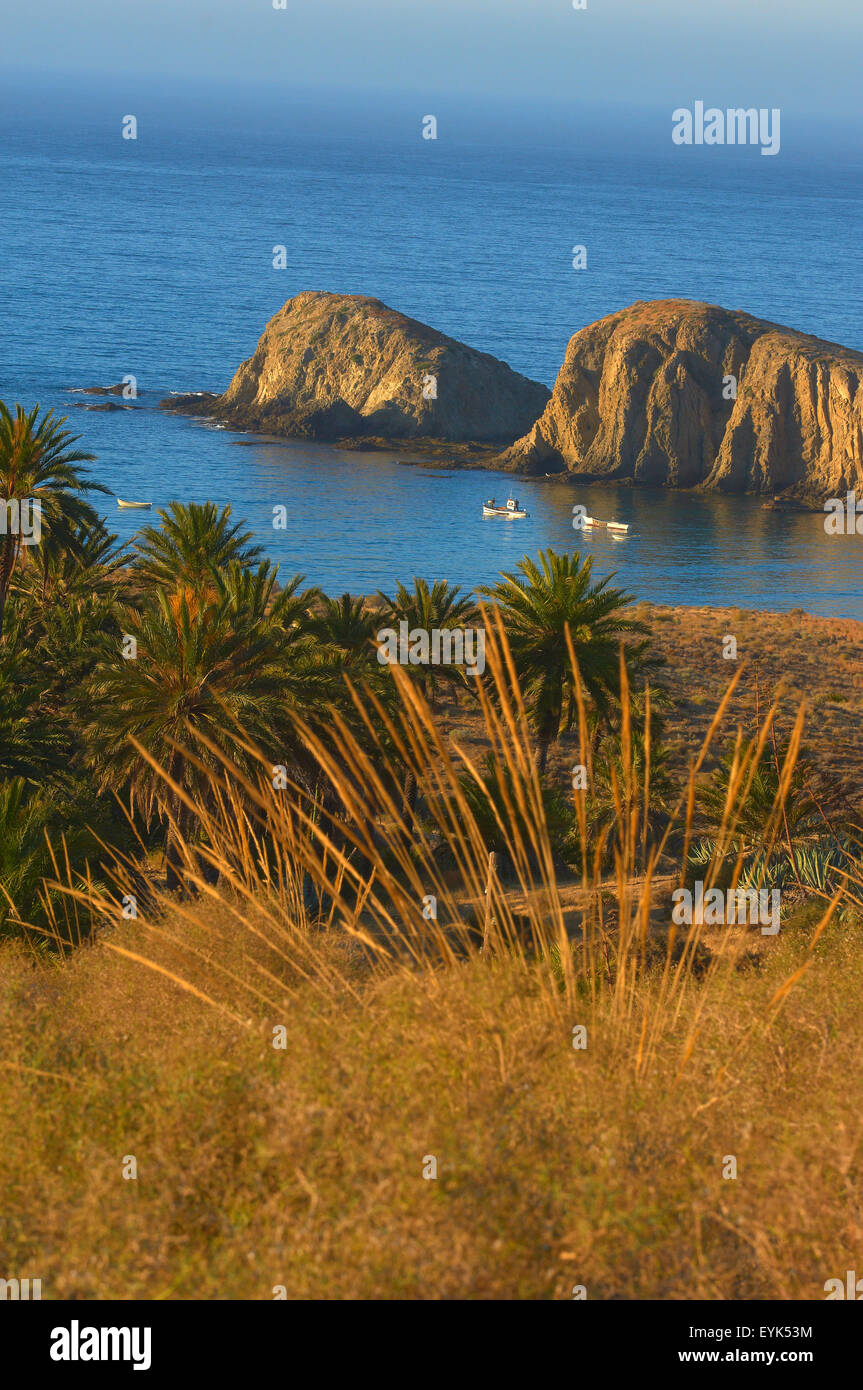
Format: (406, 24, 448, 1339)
(183, 291, 550, 444)
(494, 300, 863, 500)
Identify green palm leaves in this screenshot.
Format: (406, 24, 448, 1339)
(375, 576, 478, 704)
(132, 500, 264, 589)
(480, 548, 651, 771)
(85, 512, 330, 886)
(0, 398, 665, 924)
(308, 592, 382, 667)
(86, 565, 293, 813)
(0, 404, 106, 635)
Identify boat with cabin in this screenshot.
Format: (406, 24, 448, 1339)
(482, 496, 528, 519)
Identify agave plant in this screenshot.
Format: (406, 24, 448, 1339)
(786, 837, 852, 894)
(690, 833, 853, 896)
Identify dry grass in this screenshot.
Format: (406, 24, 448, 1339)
(2, 909, 861, 1300)
(633, 601, 863, 784)
(2, 614, 862, 1300)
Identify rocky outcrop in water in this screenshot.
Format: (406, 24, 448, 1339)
(493, 300, 863, 500)
(83, 383, 145, 397)
(163, 291, 550, 445)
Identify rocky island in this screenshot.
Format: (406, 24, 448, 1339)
(163, 293, 863, 501)
(493, 299, 863, 502)
(162, 291, 550, 452)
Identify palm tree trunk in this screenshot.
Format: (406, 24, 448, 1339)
(535, 702, 560, 777)
(0, 531, 19, 639)
(165, 791, 190, 893)
(165, 823, 185, 893)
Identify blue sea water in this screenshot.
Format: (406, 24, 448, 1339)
(2, 84, 863, 615)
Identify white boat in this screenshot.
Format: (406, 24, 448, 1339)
(116, 499, 152, 510)
(482, 496, 528, 519)
(581, 515, 630, 534)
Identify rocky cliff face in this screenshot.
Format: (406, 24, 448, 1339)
(494, 300, 863, 500)
(175, 291, 549, 444)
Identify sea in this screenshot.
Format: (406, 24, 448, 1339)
(2, 78, 863, 617)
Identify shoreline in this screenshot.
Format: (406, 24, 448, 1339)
(337, 591, 863, 632)
(158, 394, 827, 507)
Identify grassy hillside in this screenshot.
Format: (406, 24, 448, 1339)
(2, 412, 862, 1300)
(1, 895, 859, 1300)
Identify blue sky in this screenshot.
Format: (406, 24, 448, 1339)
(2, 0, 861, 142)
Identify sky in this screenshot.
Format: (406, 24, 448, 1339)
(1, 0, 861, 149)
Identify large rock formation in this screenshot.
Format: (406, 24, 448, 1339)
(494, 300, 863, 500)
(166, 291, 549, 445)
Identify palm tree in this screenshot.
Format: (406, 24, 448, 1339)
(11, 513, 126, 623)
(0, 668, 69, 783)
(371, 576, 477, 836)
(459, 752, 575, 864)
(84, 560, 333, 889)
(375, 576, 478, 707)
(28, 513, 125, 598)
(0, 778, 59, 936)
(132, 500, 264, 592)
(587, 723, 675, 867)
(480, 548, 650, 773)
(308, 592, 382, 668)
(4, 516, 128, 725)
(0, 403, 106, 636)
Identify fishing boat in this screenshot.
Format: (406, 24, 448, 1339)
(482, 496, 528, 519)
(116, 499, 152, 510)
(581, 515, 630, 534)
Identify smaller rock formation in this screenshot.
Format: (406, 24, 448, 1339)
(162, 291, 550, 445)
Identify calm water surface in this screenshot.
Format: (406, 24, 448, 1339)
(94, 409, 863, 617)
(2, 94, 862, 614)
